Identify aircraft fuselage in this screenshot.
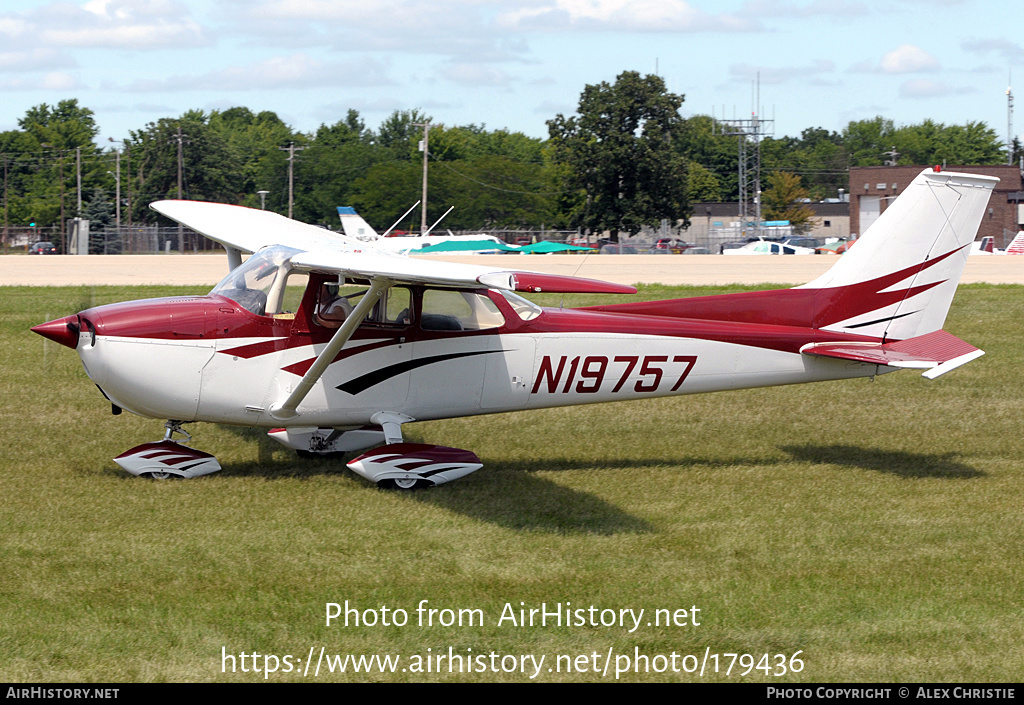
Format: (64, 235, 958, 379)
(46, 273, 882, 430)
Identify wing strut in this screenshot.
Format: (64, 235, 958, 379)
(270, 279, 391, 421)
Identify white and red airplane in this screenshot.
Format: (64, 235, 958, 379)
(33, 169, 992, 488)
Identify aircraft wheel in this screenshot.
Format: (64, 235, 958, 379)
(377, 477, 423, 490)
(296, 450, 347, 459)
(141, 471, 178, 480)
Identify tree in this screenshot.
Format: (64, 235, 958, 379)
(292, 111, 381, 226)
(677, 115, 740, 200)
(685, 159, 722, 202)
(547, 71, 690, 240)
(208, 107, 300, 212)
(81, 188, 119, 254)
(842, 116, 900, 167)
(376, 109, 432, 157)
(127, 111, 243, 231)
(761, 127, 848, 200)
(762, 172, 817, 234)
(18, 99, 99, 150)
(896, 120, 1004, 166)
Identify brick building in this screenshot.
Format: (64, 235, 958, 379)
(850, 165, 1024, 247)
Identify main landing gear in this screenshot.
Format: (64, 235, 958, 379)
(113, 416, 484, 489)
(270, 413, 484, 490)
(344, 413, 483, 490)
(112, 421, 222, 479)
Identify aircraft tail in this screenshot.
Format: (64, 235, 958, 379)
(796, 169, 997, 341)
(1004, 230, 1024, 254)
(337, 207, 379, 241)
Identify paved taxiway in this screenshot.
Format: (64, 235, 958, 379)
(1, 253, 1021, 287)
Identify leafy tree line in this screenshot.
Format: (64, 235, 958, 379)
(0, 86, 1012, 248)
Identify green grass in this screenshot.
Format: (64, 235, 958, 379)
(1, 284, 1022, 682)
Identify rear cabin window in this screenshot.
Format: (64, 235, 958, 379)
(421, 290, 505, 331)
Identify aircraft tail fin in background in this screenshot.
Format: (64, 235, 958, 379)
(797, 169, 998, 341)
(1005, 230, 1024, 254)
(337, 207, 379, 241)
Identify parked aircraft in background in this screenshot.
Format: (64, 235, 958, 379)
(33, 169, 993, 489)
(722, 238, 817, 255)
(337, 206, 511, 255)
(970, 232, 1024, 255)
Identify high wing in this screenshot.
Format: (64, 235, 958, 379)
(151, 199, 635, 295)
(152, 199, 358, 254)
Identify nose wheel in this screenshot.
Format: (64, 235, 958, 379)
(112, 421, 222, 479)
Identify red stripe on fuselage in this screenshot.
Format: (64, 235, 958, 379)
(580, 246, 962, 330)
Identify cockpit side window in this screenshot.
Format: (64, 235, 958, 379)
(314, 281, 412, 329)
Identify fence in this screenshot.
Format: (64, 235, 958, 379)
(2, 221, 825, 256)
(3, 225, 215, 255)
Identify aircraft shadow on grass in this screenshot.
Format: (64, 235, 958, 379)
(217, 428, 653, 534)
(779, 444, 984, 479)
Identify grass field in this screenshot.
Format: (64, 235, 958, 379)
(2, 283, 1022, 683)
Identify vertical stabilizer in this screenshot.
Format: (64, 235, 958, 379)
(337, 207, 379, 242)
(797, 169, 997, 340)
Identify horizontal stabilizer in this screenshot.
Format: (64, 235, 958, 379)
(800, 330, 983, 379)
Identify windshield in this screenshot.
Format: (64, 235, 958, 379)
(498, 290, 542, 321)
(211, 245, 302, 315)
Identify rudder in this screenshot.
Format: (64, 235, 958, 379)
(798, 169, 997, 341)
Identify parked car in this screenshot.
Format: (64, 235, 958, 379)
(654, 238, 691, 253)
(28, 241, 58, 255)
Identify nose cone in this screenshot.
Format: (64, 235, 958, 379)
(32, 315, 80, 349)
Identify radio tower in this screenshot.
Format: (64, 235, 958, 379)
(1007, 72, 1014, 166)
(715, 74, 774, 239)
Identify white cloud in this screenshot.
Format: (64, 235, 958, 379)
(729, 59, 836, 85)
(741, 0, 868, 19)
(117, 53, 394, 92)
(1, 0, 208, 50)
(0, 71, 81, 91)
(880, 45, 938, 73)
(440, 63, 513, 87)
(0, 49, 77, 73)
(961, 38, 1024, 64)
(497, 0, 760, 32)
(852, 45, 939, 74)
(898, 79, 972, 99)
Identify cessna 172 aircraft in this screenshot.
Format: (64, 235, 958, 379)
(33, 169, 993, 488)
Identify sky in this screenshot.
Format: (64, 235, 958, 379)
(1, 0, 1022, 148)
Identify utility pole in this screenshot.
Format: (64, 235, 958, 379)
(124, 142, 131, 251)
(279, 142, 305, 219)
(76, 146, 82, 216)
(413, 122, 432, 234)
(2, 154, 7, 254)
(113, 147, 121, 228)
(170, 126, 189, 253)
